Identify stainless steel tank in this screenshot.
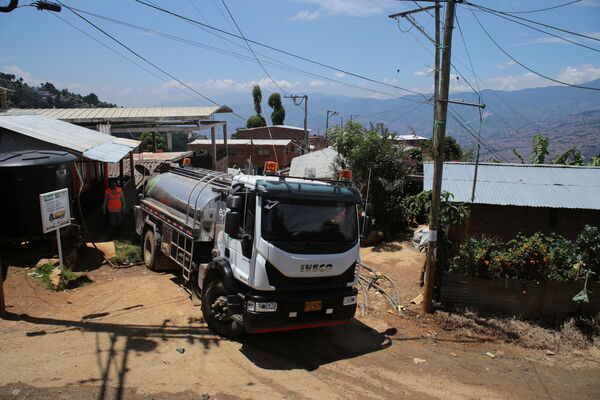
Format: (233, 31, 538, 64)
(144, 171, 228, 240)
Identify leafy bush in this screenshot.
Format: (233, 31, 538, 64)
(449, 227, 600, 282)
(111, 240, 142, 265)
(403, 190, 469, 228)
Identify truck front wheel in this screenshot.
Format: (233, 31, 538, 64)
(201, 279, 244, 338)
(142, 229, 159, 271)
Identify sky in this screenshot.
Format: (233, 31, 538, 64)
(1, 0, 600, 111)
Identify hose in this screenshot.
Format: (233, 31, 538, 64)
(356, 262, 402, 315)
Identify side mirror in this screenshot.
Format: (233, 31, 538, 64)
(224, 211, 241, 238)
(364, 203, 374, 217)
(361, 216, 373, 239)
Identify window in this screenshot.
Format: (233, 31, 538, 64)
(257, 148, 269, 156)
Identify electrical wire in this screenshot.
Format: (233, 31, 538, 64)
(55, 1, 248, 122)
(491, 0, 582, 14)
(470, 7, 600, 91)
(133, 0, 429, 99)
(468, 5, 600, 54)
(467, 2, 600, 43)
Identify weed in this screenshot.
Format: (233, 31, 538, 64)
(435, 307, 600, 353)
(111, 240, 142, 265)
(32, 264, 91, 291)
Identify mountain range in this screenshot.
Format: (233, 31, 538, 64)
(164, 79, 600, 162)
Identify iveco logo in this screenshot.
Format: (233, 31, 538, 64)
(300, 264, 333, 273)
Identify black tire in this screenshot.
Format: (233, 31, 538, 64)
(142, 229, 159, 271)
(201, 279, 244, 338)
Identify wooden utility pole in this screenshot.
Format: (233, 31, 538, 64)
(432, 3, 441, 139)
(285, 95, 309, 153)
(422, 0, 457, 313)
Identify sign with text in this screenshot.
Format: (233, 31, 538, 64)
(39, 188, 71, 233)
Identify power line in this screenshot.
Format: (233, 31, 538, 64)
(219, 0, 287, 95)
(469, 5, 600, 54)
(65, 6, 432, 105)
(56, 1, 248, 122)
(484, 0, 581, 15)
(133, 0, 429, 99)
(470, 8, 600, 91)
(466, 2, 600, 43)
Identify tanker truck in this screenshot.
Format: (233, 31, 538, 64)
(134, 162, 364, 337)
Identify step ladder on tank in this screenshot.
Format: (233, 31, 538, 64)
(168, 167, 232, 283)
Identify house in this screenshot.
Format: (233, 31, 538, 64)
(289, 147, 338, 179)
(235, 125, 327, 152)
(188, 139, 295, 174)
(423, 162, 600, 240)
(0, 112, 140, 236)
(394, 134, 427, 148)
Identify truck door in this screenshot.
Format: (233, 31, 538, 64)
(227, 190, 255, 284)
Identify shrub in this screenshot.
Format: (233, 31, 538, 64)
(448, 228, 597, 282)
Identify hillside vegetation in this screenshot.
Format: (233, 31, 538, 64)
(1, 72, 116, 109)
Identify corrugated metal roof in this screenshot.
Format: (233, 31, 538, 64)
(290, 147, 338, 179)
(6, 106, 231, 123)
(423, 162, 600, 210)
(396, 135, 427, 140)
(189, 139, 292, 146)
(0, 113, 139, 163)
(239, 125, 310, 132)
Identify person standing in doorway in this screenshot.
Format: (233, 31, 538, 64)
(103, 179, 126, 228)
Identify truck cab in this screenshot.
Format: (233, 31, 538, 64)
(205, 174, 361, 336)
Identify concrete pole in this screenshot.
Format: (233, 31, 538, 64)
(423, 0, 457, 314)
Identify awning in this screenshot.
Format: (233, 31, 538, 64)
(0, 113, 139, 163)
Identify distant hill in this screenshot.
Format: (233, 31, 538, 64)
(0, 72, 117, 109)
(164, 79, 600, 161)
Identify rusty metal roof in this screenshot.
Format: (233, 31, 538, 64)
(423, 162, 600, 210)
(0, 113, 139, 163)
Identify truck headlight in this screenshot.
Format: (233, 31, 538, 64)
(343, 295, 357, 306)
(246, 301, 277, 312)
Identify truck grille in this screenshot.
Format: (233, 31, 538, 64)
(265, 261, 355, 291)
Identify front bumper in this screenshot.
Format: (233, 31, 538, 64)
(243, 287, 358, 333)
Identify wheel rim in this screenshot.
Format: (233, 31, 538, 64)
(143, 235, 153, 265)
(211, 295, 230, 322)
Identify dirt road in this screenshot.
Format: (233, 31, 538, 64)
(1, 242, 599, 400)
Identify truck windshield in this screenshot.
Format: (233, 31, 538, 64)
(261, 199, 357, 243)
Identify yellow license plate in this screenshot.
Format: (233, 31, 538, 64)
(304, 300, 322, 312)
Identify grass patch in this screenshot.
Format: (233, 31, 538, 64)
(435, 307, 600, 353)
(31, 263, 91, 291)
(111, 240, 142, 265)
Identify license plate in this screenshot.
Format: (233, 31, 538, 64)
(304, 300, 322, 312)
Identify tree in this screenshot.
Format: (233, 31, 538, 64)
(139, 132, 166, 151)
(84, 93, 99, 106)
(531, 133, 549, 164)
(246, 85, 266, 128)
(553, 148, 584, 166)
(267, 92, 285, 125)
(421, 135, 464, 161)
(329, 122, 408, 235)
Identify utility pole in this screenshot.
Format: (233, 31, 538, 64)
(350, 114, 359, 122)
(422, 0, 457, 313)
(285, 95, 308, 153)
(325, 110, 338, 140)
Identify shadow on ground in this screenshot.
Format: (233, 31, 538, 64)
(239, 319, 391, 371)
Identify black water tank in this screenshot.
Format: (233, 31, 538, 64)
(0, 150, 77, 240)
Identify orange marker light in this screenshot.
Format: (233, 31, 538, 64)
(264, 161, 279, 173)
(339, 169, 352, 182)
(182, 157, 191, 165)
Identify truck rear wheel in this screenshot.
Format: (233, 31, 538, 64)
(201, 279, 244, 338)
(142, 229, 159, 271)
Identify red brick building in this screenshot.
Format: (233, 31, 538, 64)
(236, 125, 328, 152)
(188, 139, 297, 173)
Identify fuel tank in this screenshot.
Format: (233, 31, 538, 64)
(143, 170, 229, 240)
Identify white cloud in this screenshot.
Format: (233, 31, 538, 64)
(485, 72, 548, 91)
(495, 60, 516, 70)
(290, 10, 320, 21)
(1, 65, 41, 85)
(159, 78, 302, 95)
(293, 0, 386, 17)
(309, 80, 326, 87)
(555, 64, 600, 84)
(413, 67, 434, 77)
(334, 71, 346, 78)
